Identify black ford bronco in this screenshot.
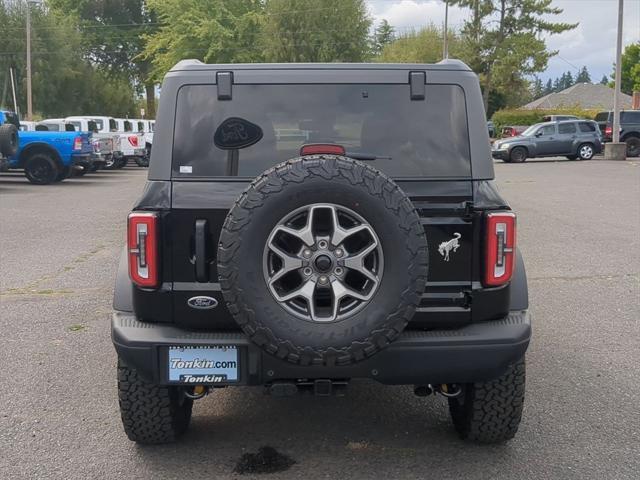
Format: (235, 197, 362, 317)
(112, 60, 531, 445)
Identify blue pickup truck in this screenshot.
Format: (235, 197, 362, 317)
(0, 111, 94, 185)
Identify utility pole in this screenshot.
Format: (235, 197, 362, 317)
(443, 1, 449, 60)
(612, 0, 624, 144)
(26, 1, 32, 120)
(605, 0, 627, 160)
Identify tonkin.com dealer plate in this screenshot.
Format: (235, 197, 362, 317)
(168, 346, 239, 384)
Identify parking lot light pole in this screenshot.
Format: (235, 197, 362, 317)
(442, 1, 449, 60)
(605, 0, 627, 160)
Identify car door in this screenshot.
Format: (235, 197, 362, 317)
(556, 122, 578, 153)
(534, 124, 557, 155)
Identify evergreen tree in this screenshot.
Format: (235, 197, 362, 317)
(449, 0, 576, 110)
(532, 77, 544, 98)
(544, 78, 553, 95)
(372, 19, 395, 57)
(600, 74, 608, 85)
(575, 66, 591, 83)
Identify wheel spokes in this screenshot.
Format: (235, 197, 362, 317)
(267, 242, 303, 284)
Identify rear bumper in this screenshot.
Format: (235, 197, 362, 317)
(71, 153, 93, 165)
(112, 310, 531, 386)
(491, 149, 509, 160)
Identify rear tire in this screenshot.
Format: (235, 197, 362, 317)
(625, 136, 640, 157)
(0, 123, 19, 157)
(134, 156, 149, 167)
(577, 143, 594, 160)
(24, 153, 59, 185)
(117, 360, 193, 444)
(448, 357, 525, 443)
(509, 147, 527, 163)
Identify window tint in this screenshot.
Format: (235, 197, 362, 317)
(538, 125, 556, 136)
(173, 84, 471, 178)
(578, 122, 596, 132)
(558, 123, 576, 134)
(109, 119, 116, 131)
(621, 111, 640, 123)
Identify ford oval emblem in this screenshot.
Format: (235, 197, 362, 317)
(187, 296, 218, 310)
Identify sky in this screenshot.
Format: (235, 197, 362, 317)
(366, 0, 640, 83)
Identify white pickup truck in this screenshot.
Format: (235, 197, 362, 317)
(113, 118, 146, 167)
(64, 116, 117, 170)
(130, 119, 154, 166)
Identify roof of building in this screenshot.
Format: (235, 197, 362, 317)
(522, 83, 633, 110)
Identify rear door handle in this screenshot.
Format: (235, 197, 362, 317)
(194, 219, 209, 282)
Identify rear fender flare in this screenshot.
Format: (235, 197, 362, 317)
(18, 143, 63, 168)
(113, 245, 133, 312)
(510, 248, 528, 311)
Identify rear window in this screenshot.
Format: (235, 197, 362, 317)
(558, 123, 576, 134)
(40, 123, 60, 131)
(621, 111, 640, 123)
(594, 112, 610, 122)
(172, 84, 471, 178)
(578, 122, 596, 132)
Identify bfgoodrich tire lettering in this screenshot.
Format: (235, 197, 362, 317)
(117, 360, 192, 444)
(218, 155, 428, 366)
(448, 357, 526, 443)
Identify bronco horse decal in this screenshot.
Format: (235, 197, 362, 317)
(438, 233, 461, 262)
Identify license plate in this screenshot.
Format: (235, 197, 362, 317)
(168, 346, 238, 384)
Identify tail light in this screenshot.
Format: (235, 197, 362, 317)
(73, 136, 83, 151)
(484, 212, 516, 287)
(128, 136, 139, 147)
(604, 125, 612, 136)
(128, 212, 159, 288)
(300, 144, 345, 156)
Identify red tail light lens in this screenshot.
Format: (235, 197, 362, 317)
(128, 212, 159, 288)
(484, 212, 516, 287)
(73, 136, 83, 151)
(604, 125, 612, 136)
(128, 136, 139, 147)
(300, 144, 345, 156)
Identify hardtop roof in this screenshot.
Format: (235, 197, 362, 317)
(169, 58, 472, 73)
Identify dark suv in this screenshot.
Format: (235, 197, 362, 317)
(112, 60, 531, 445)
(595, 110, 640, 157)
(492, 120, 602, 162)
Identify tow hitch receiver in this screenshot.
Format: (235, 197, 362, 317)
(268, 379, 349, 397)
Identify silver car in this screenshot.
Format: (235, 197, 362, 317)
(492, 120, 602, 162)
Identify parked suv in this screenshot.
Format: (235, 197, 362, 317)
(595, 110, 640, 157)
(492, 120, 602, 162)
(112, 60, 531, 445)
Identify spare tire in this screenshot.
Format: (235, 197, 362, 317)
(0, 123, 19, 157)
(218, 155, 428, 366)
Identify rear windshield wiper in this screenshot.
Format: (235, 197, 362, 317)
(345, 151, 392, 161)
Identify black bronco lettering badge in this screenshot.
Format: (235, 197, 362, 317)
(214, 117, 263, 149)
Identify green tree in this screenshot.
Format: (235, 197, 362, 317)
(0, 1, 135, 118)
(575, 65, 591, 83)
(372, 19, 395, 57)
(143, 0, 264, 79)
(262, 0, 371, 62)
(450, 0, 577, 111)
(531, 77, 544, 99)
(611, 42, 640, 95)
(378, 25, 460, 64)
(49, 0, 159, 117)
(544, 78, 553, 95)
(599, 74, 608, 85)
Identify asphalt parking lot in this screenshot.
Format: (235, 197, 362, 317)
(1, 158, 639, 479)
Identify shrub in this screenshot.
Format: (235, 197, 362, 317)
(491, 108, 601, 131)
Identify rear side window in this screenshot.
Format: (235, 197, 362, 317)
(172, 84, 471, 178)
(558, 123, 576, 134)
(621, 111, 640, 123)
(578, 122, 596, 132)
(594, 112, 610, 122)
